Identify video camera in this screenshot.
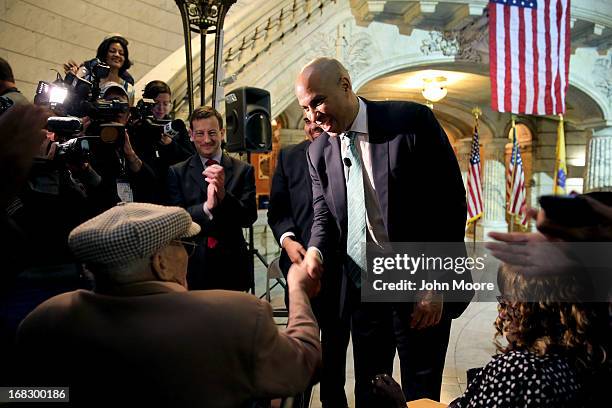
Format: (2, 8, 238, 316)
(127, 98, 169, 142)
(33, 60, 129, 161)
(127, 98, 189, 145)
(34, 71, 129, 121)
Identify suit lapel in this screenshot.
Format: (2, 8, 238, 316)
(188, 155, 207, 195)
(364, 100, 390, 232)
(221, 152, 235, 188)
(324, 135, 347, 230)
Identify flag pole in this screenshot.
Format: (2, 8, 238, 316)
(471, 107, 481, 247)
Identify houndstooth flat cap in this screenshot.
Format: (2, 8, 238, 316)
(68, 202, 200, 265)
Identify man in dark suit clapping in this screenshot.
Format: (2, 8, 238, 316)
(167, 106, 257, 291)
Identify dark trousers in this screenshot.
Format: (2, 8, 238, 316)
(319, 314, 351, 407)
(393, 305, 452, 401)
(348, 286, 452, 407)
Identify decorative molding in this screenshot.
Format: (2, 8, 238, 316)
(303, 22, 381, 78)
(420, 14, 489, 63)
(592, 55, 612, 104)
(420, 31, 459, 56)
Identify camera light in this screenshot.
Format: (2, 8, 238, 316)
(49, 86, 68, 104)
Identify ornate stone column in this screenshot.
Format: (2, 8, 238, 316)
(480, 138, 509, 238)
(585, 126, 612, 192)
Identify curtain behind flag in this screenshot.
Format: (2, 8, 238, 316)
(489, 0, 571, 115)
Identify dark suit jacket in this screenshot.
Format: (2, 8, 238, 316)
(268, 140, 343, 324)
(268, 140, 313, 275)
(307, 99, 471, 318)
(167, 152, 257, 290)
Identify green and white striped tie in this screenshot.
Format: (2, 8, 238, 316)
(344, 131, 366, 288)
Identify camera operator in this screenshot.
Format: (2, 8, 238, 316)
(130, 80, 194, 203)
(64, 34, 135, 104)
(1, 104, 98, 386)
(85, 82, 156, 213)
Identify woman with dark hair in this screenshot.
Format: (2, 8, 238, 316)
(64, 35, 135, 103)
(449, 263, 610, 408)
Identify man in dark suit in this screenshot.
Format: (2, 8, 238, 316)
(167, 106, 257, 291)
(295, 58, 472, 406)
(268, 117, 350, 407)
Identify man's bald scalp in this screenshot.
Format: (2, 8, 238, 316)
(299, 57, 352, 88)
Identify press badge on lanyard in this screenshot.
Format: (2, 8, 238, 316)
(116, 180, 134, 202)
(117, 153, 134, 202)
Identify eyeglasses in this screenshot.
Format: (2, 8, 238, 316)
(173, 239, 197, 257)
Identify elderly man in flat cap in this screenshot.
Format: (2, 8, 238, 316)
(17, 202, 321, 407)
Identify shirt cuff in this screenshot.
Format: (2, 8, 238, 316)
(280, 232, 295, 248)
(307, 247, 323, 263)
(203, 203, 213, 220)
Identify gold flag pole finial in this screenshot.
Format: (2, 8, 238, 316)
(471, 107, 482, 119)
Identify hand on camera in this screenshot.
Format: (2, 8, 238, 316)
(38, 137, 58, 160)
(160, 134, 173, 145)
(123, 132, 143, 172)
(63, 60, 80, 75)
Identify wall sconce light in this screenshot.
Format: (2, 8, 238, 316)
(422, 76, 448, 103)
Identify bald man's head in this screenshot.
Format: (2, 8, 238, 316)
(295, 57, 359, 135)
(299, 57, 351, 87)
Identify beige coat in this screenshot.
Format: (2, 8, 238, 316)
(17, 281, 320, 407)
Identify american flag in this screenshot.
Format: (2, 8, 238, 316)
(507, 126, 528, 225)
(489, 0, 571, 115)
(467, 124, 484, 223)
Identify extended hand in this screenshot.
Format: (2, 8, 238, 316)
(486, 231, 577, 276)
(302, 248, 323, 281)
(287, 262, 321, 298)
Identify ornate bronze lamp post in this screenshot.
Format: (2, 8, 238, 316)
(175, 0, 237, 115)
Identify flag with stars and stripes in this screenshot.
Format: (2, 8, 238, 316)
(507, 126, 528, 225)
(466, 124, 484, 223)
(489, 0, 571, 115)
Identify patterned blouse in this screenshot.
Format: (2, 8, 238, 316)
(449, 350, 584, 408)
